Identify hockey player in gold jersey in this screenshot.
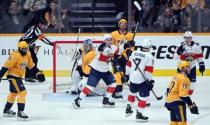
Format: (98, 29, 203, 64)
(68, 39, 95, 94)
(78, 39, 95, 90)
(0, 41, 45, 120)
(111, 19, 134, 99)
(165, 61, 199, 125)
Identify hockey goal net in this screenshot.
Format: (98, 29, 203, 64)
(52, 40, 102, 93)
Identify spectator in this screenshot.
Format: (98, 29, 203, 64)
(142, 0, 161, 27)
(40, 1, 68, 33)
(181, 5, 193, 31)
(23, 0, 47, 15)
(201, 6, 210, 32)
(154, 8, 178, 32)
(180, 0, 206, 10)
(1, 1, 24, 33)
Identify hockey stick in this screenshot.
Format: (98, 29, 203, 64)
(132, 59, 163, 100)
(1, 78, 40, 82)
(71, 27, 81, 61)
(132, 1, 142, 41)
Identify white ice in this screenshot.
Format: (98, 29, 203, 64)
(0, 77, 210, 125)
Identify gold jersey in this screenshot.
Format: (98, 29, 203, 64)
(82, 49, 95, 75)
(111, 30, 133, 46)
(3, 51, 35, 78)
(166, 73, 191, 103)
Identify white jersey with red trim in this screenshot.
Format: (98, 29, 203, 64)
(89, 46, 112, 72)
(177, 41, 203, 68)
(126, 49, 154, 84)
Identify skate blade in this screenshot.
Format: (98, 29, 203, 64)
(125, 113, 133, 117)
(2, 114, 16, 117)
(72, 102, 79, 109)
(102, 105, 115, 108)
(17, 117, 29, 121)
(136, 119, 148, 123)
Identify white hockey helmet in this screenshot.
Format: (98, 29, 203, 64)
(104, 34, 112, 41)
(184, 31, 193, 38)
(103, 34, 112, 47)
(140, 39, 152, 49)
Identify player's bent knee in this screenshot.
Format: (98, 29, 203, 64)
(138, 100, 147, 108)
(128, 95, 135, 103)
(82, 86, 94, 95)
(17, 90, 27, 103)
(7, 92, 18, 103)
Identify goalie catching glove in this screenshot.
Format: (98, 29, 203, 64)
(36, 71, 45, 82)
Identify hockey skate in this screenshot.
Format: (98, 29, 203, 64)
(125, 104, 133, 117)
(17, 111, 28, 120)
(136, 110, 148, 122)
(102, 97, 115, 107)
(112, 93, 123, 100)
(72, 97, 81, 109)
(3, 109, 16, 117)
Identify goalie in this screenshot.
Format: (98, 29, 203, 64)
(67, 39, 95, 94)
(73, 34, 116, 108)
(0, 41, 45, 120)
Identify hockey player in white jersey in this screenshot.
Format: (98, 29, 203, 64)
(125, 39, 155, 121)
(176, 31, 205, 95)
(73, 34, 116, 109)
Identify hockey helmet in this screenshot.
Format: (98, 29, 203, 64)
(184, 31, 192, 38)
(83, 39, 92, 45)
(17, 41, 28, 49)
(135, 39, 152, 49)
(178, 61, 190, 71)
(118, 19, 127, 26)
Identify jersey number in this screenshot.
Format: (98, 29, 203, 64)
(134, 58, 141, 71)
(166, 81, 175, 96)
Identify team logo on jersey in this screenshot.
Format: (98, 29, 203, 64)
(183, 84, 188, 89)
(20, 62, 27, 69)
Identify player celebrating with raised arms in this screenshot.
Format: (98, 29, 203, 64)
(0, 41, 45, 120)
(73, 34, 116, 109)
(125, 39, 155, 122)
(165, 61, 199, 125)
(176, 31, 205, 95)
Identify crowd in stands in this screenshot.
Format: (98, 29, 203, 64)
(0, 0, 209, 33)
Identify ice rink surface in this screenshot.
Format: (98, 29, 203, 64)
(0, 77, 210, 125)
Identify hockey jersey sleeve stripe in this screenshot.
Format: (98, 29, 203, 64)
(126, 60, 132, 67)
(180, 53, 203, 60)
(144, 66, 153, 73)
(38, 34, 45, 40)
(98, 53, 108, 62)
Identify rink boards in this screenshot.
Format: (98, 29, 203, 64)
(0, 33, 209, 76)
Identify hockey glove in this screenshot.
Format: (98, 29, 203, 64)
(199, 62, 205, 75)
(189, 102, 199, 114)
(98, 43, 106, 52)
(121, 75, 129, 83)
(36, 71, 45, 82)
(177, 43, 185, 55)
(126, 49, 132, 58)
(146, 80, 154, 90)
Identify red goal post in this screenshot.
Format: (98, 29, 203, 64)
(52, 40, 102, 93)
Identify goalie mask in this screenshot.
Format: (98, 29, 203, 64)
(17, 41, 28, 56)
(83, 39, 93, 53)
